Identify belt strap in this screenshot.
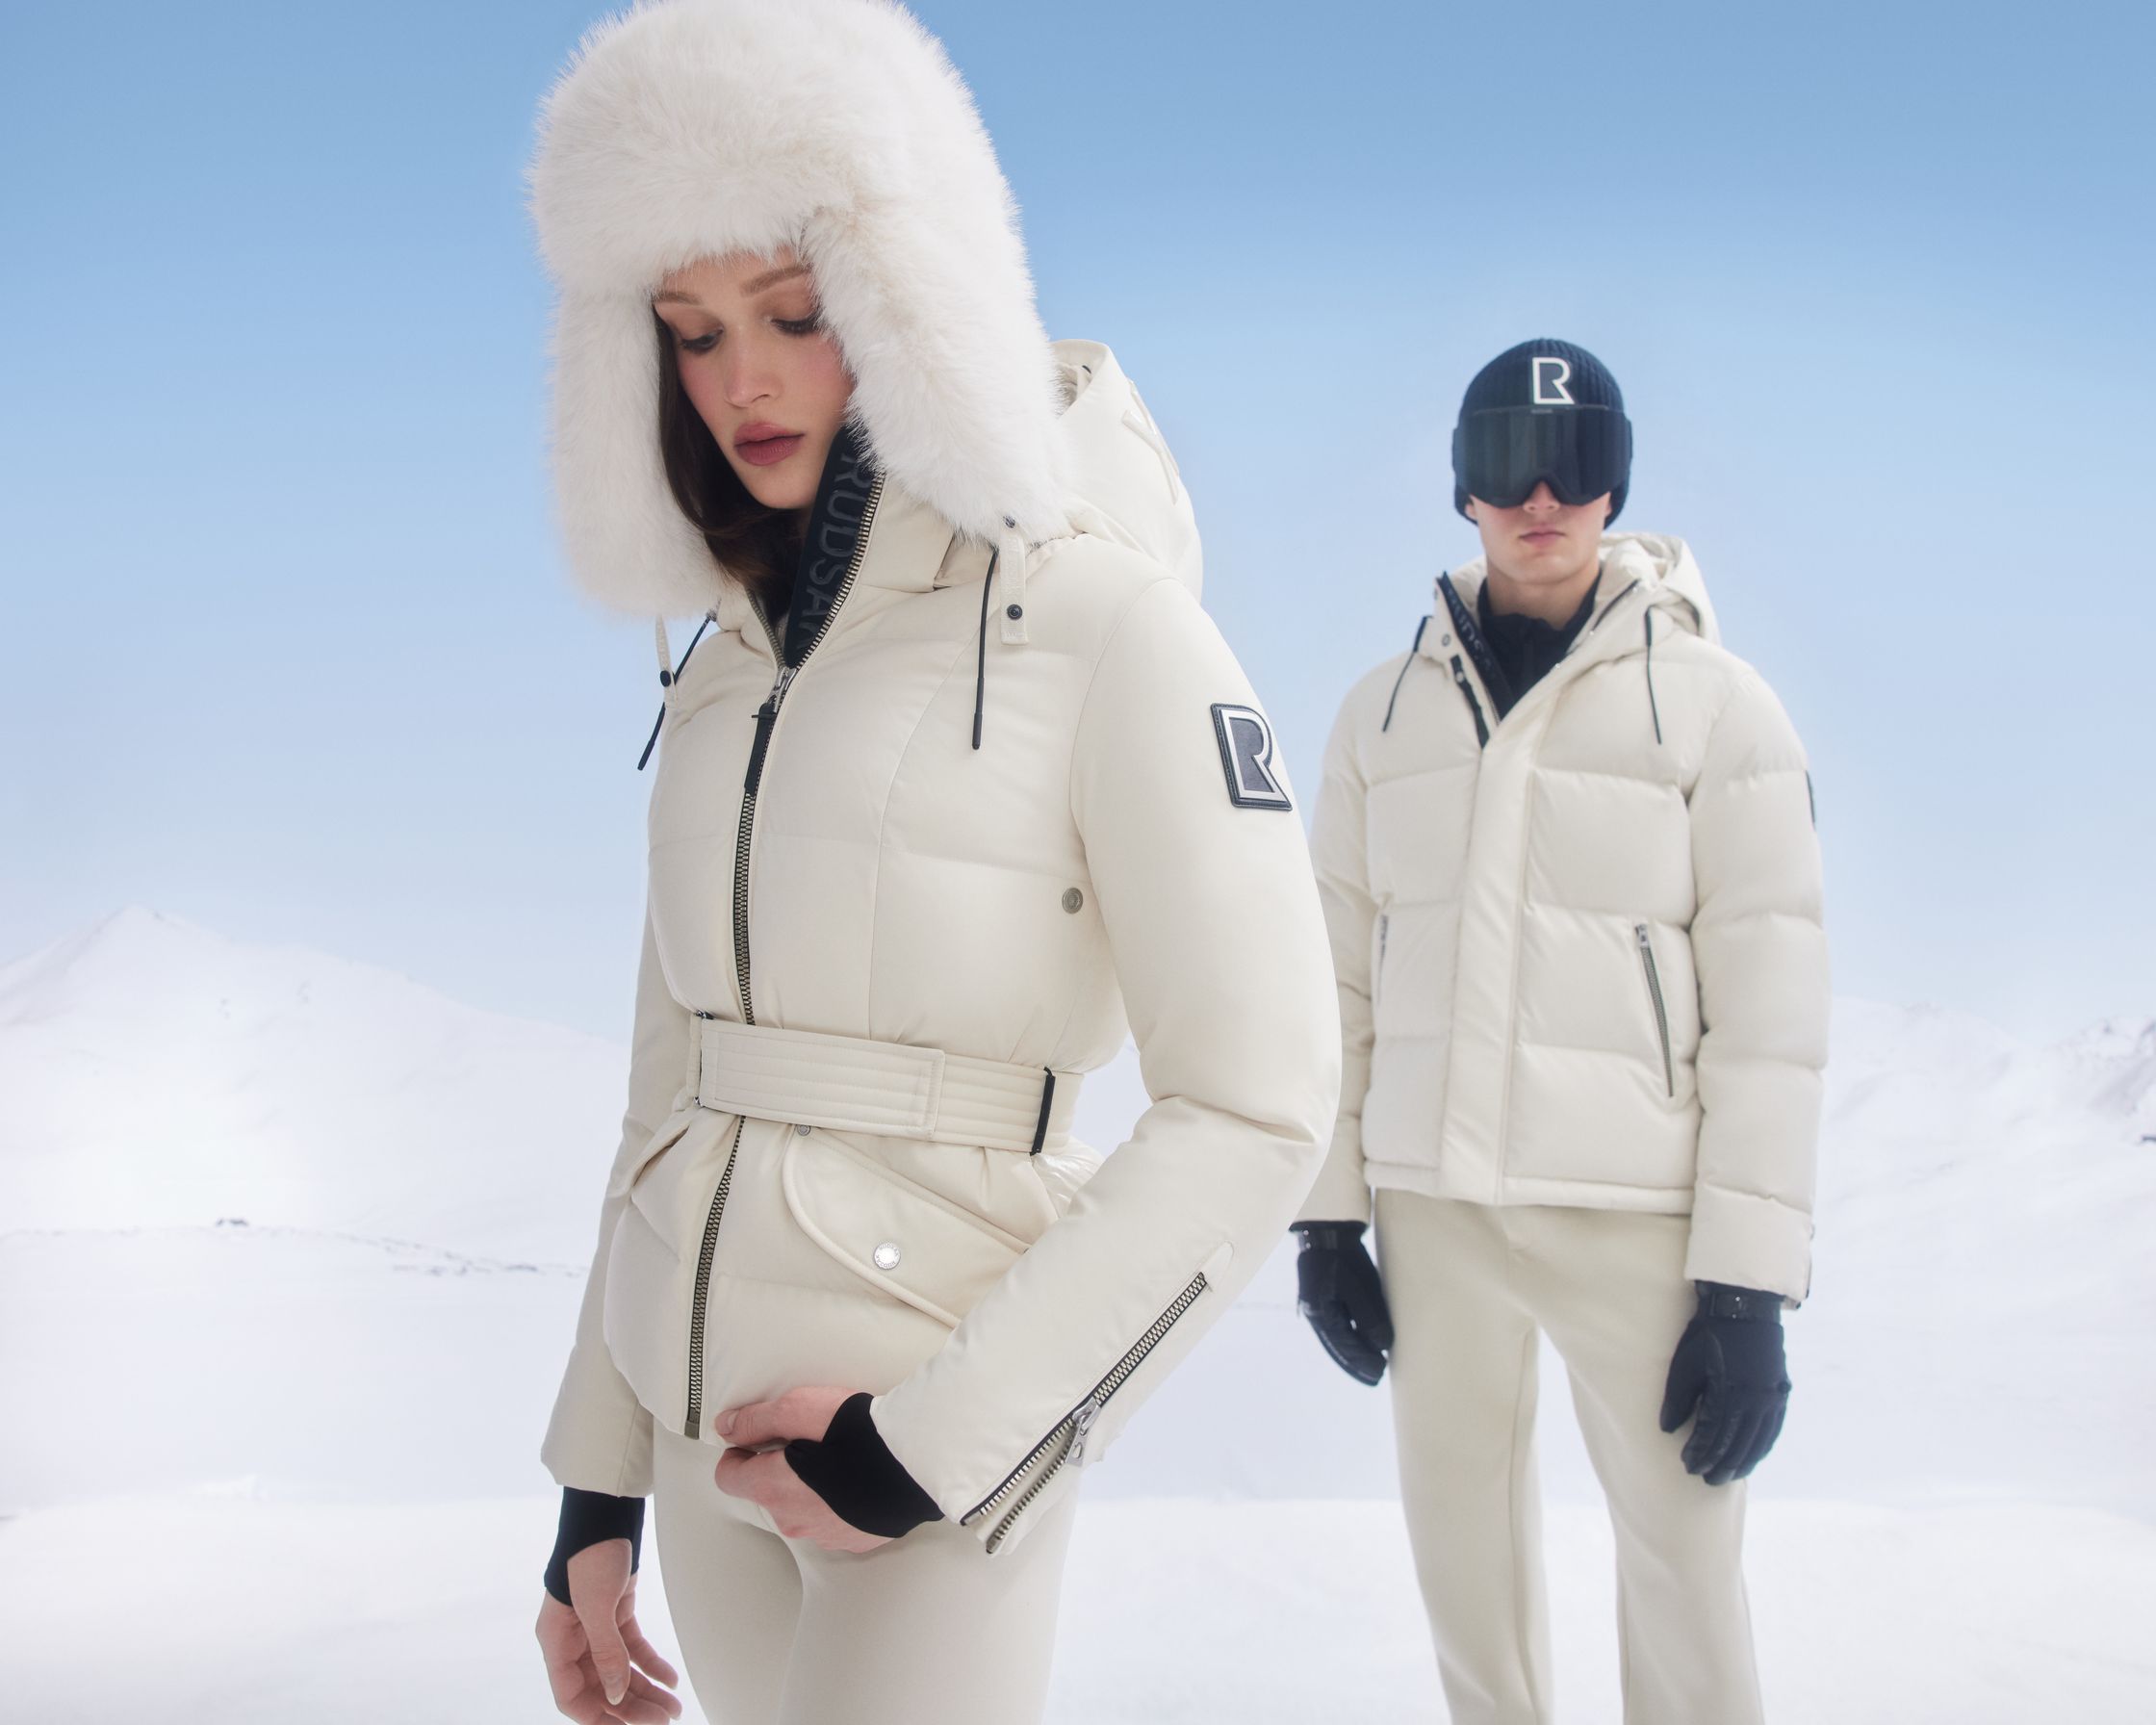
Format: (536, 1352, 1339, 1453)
(690, 1017, 1081, 1155)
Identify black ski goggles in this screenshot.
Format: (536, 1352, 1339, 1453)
(1451, 404, 1632, 509)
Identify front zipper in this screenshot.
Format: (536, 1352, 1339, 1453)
(1634, 922, 1675, 1098)
(682, 1114, 745, 1437)
(962, 1271, 1209, 1553)
(729, 475, 884, 1025)
(690, 474, 883, 1433)
(1449, 655, 1491, 749)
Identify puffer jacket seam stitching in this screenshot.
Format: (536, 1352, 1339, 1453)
(862, 622, 982, 1027)
(1062, 574, 1180, 828)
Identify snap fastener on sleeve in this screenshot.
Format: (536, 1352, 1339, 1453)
(872, 1241, 902, 1271)
(1061, 888, 1084, 914)
(794, 1124, 811, 1137)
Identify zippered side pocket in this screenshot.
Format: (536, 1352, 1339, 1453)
(682, 1116, 745, 1438)
(1634, 922, 1675, 1100)
(962, 1271, 1210, 1553)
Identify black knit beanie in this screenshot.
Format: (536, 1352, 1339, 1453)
(1452, 339, 1630, 523)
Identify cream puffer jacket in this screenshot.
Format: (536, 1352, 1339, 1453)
(1296, 534, 1828, 1303)
(529, 0, 1338, 1556)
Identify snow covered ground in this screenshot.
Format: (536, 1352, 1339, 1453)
(3, 908, 2152, 1719)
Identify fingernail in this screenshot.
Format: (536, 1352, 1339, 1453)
(606, 1680, 626, 1704)
(716, 1410, 734, 1436)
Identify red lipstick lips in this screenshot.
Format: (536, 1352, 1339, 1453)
(734, 422, 805, 467)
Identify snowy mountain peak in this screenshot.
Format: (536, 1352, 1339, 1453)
(0, 909, 627, 1259)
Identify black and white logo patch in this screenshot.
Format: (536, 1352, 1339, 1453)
(1531, 355, 1575, 405)
(1211, 704, 1293, 811)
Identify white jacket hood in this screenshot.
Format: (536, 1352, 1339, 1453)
(530, 0, 1070, 618)
(1048, 339, 1202, 601)
(1437, 531, 1721, 651)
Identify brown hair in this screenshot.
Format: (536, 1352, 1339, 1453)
(654, 310, 797, 615)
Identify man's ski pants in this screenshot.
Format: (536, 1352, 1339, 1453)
(651, 1424, 1078, 1725)
(1374, 1191, 1766, 1725)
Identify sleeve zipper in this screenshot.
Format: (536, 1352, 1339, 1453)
(962, 1271, 1209, 1553)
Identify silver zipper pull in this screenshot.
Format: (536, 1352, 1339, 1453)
(1066, 1395, 1103, 1468)
(770, 662, 799, 703)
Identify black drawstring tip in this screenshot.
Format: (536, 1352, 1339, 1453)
(1029, 1068, 1056, 1156)
(971, 711, 984, 751)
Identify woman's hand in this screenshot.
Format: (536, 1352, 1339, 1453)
(535, 1540, 683, 1724)
(714, 1386, 894, 1554)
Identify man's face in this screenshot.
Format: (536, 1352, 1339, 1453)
(1465, 481, 1610, 593)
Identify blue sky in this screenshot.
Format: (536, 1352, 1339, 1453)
(3, 0, 2150, 1042)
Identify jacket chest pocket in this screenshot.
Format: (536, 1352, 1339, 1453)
(1633, 922, 1676, 1099)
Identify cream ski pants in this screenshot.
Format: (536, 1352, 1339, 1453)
(1374, 1192, 1765, 1725)
(651, 1424, 1079, 1725)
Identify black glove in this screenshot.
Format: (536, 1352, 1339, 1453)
(1293, 1222, 1394, 1386)
(1657, 1281, 1790, 1486)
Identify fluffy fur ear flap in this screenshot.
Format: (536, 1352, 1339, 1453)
(530, 0, 1065, 619)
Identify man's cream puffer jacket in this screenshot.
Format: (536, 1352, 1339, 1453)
(1296, 534, 1828, 1303)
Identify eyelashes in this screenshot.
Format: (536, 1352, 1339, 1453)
(671, 313, 824, 355)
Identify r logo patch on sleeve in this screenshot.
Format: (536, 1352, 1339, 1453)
(1211, 703, 1294, 811)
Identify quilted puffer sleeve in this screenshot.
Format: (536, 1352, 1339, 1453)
(1296, 684, 1381, 1224)
(539, 899, 690, 1496)
(870, 576, 1341, 1552)
(1681, 667, 1830, 1304)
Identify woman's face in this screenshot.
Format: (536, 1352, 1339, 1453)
(653, 246, 854, 512)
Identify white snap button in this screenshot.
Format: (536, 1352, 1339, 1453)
(872, 1241, 902, 1271)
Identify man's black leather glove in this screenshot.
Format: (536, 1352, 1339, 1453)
(1657, 1281, 1791, 1485)
(1293, 1222, 1394, 1386)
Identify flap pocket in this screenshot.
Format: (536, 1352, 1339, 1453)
(783, 1129, 1028, 1328)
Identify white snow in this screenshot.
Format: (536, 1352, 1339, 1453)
(3, 908, 2152, 1719)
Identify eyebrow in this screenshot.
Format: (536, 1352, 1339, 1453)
(652, 263, 811, 309)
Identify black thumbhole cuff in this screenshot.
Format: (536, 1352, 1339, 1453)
(783, 1391, 943, 1538)
(543, 1486, 644, 1606)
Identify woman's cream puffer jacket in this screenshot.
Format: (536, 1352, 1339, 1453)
(526, 0, 1336, 1559)
(1296, 535, 1828, 1303)
(542, 345, 1338, 1556)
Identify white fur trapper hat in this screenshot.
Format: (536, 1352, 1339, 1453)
(529, 0, 1065, 619)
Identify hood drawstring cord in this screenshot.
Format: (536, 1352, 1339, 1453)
(638, 611, 715, 771)
(971, 543, 997, 750)
(1381, 616, 1430, 734)
(1644, 609, 1664, 746)
(974, 517, 1030, 752)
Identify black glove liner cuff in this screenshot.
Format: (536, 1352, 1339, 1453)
(1698, 1280, 1784, 1323)
(783, 1391, 944, 1538)
(543, 1486, 645, 1606)
(1293, 1221, 1367, 1250)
